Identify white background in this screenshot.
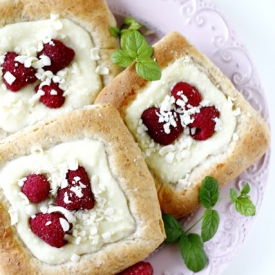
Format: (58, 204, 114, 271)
(213, 0, 275, 274)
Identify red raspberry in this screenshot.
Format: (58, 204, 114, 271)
(30, 212, 70, 248)
(118, 261, 154, 275)
(1, 52, 37, 92)
(141, 107, 183, 146)
(35, 81, 65, 108)
(21, 173, 50, 203)
(38, 39, 75, 74)
(171, 82, 202, 109)
(189, 106, 220, 140)
(57, 166, 95, 211)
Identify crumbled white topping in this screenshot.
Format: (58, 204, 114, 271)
(8, 208, 18, 225)
(233, 133, 239, 141)
(25, 205, 37, 216)
(17, 177, 27, 187)
(45, 221, 52, 226)
(3, 71, 16, 85)
(90, 48, 100, 60)
(70, 253, 80, 262)
(60, 217, 70, 231)
(233, 107, 241, 116)
(50, 89, 58, 95)
(48, 206, 76, 223)
(95, 65, 109, 75)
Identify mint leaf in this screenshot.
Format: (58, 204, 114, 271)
(109, 26, 120, 38)
(180, 233, 208, 272)
(235, 197, 256, 216)
(111, 50, 133, 68)
(123, 30, 149, 59)
(123, 17, 143, 30)
(201, 209, 220, 242)
(199, 176, 219, 209)
(136, 57, 161, 81)
(241, 183, 250, 196)
(230, 188, 238, 202)
(162, 214, 184, 243)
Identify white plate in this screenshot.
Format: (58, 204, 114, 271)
(106, 0, 271, 274)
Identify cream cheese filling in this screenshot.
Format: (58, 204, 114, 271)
(125, 58, 237, 186)
(0, 139, 135, 264)
(0, 16, 103, 133)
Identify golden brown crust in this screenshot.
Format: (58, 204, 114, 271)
(0, 104, 165, 275)
(0, 0, 121, 85)
(95, 32, 271, 218)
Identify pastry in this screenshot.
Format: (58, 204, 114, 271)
(0, 0, 121, 138)
(95, 31, 271, 218)
(0, 104, 165, 274)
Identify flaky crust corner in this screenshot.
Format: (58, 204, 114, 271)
(0, 104, 165, 275)
(0, 0, 121, 85)
(95, 31, 271, 218)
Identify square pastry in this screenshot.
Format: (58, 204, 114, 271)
(95, 31, 271, 218)
(0, 0, 121, 138)
(0, 104, 165, 274)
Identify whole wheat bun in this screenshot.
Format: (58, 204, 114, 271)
(0, 104, 165, 275)
(95, 31, 271, 218)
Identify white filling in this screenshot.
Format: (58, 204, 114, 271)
(0, 17, 103, 133)
(125, 58, 237, 186)
(0, 139, 135, 264)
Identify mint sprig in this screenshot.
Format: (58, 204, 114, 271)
(162, 176, 256, 272)
(109, 18, 161, 81)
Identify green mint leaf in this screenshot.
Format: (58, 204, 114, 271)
(235, 197, 256, 216)
(230, 188, 238, 202)
(241, 183, 250, 196)
(135, 57, 161, 81)
(120, 29, 132, 50)
(111, 50, 134, 68)
(123, 17, 143, 30)
(123, 30, 149, 59)
(199, 176, 219, 209)
(162, 214, 184, 243)
(180, 233, 208, 272)
(109, 26, 120, 38)
(201, 209, 220, 242)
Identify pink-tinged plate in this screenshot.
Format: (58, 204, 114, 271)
(106, 0, 271, 274)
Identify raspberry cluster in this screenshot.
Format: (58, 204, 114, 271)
(21, 165, 94, 248)
(1, 39, 75, 108)
(141, 82, 220, 145)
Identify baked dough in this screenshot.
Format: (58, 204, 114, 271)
(0, 0, 120, 85)
(0, 104, 165, 275)
(0, 0, 122, 138)
(95, 31, 271, 218)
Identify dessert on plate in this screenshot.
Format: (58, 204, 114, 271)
(0, 0, 121, 138)
(95, 31, 271, 218)
(0, 104, 165, 275)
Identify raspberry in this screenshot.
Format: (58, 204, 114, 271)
(21, 173, 50, 203)
(35, 81, 65, 108)
(141, 107, 183, 145)
(171, 82, 202, 109)
(118, 261, 154, 275)
(57, 166, 95, 211)
(30, 212, 70, 248)
(189, 106, 220, 140)
(38, 39, 75, 74)
(2, 52, 37, 92)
